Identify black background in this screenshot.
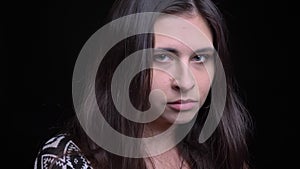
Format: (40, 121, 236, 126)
(3, 0, 291, 168)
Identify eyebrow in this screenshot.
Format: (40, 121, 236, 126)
(194, 47, 216, 54)
(155, 47, 180, 55)
(154, 47, 215, 56)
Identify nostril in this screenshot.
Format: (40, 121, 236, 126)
(172, 84, 180, 91)
(170, 77, 195, 92)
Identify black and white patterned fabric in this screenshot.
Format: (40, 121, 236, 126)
(34, 134, 93, 169)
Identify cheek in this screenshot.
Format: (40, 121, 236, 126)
(151, 70, 169, 90)
(193, 70, 212, 99)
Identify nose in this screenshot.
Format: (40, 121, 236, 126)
(170, 64, 195, 92)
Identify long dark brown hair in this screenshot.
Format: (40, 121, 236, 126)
(65, 0, 253, 168)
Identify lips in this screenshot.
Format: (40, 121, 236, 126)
(167, 99, 198, 111)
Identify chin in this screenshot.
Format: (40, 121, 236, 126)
(162, 109, 199, 124)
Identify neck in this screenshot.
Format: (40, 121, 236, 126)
(143, 119, 188, 169)
(145, 146, 185, 169)
(144, 117, 174, 137)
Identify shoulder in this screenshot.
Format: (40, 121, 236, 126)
(34, 133, 93, 169)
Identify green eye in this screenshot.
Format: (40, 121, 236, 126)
(153, 54, 173, 63)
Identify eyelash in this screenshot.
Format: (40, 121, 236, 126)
(191, 54, 208, 63)
(153, 54, 173, 62)
(153, 54, 208, 64)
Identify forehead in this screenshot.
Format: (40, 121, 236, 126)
(153, 14, 213, 50)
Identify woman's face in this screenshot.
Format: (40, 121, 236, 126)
(151, 13, 214, 125)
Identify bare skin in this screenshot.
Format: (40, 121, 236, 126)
(144, 12, 213, 169)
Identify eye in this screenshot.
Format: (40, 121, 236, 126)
(153, 54, 173, 63)
(191, 54, 208, 63)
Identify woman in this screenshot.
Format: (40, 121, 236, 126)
(34, 0, 252, 168)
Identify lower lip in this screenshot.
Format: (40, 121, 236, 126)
(167, 102, 197, 111)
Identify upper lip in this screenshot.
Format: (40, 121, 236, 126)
(167, 99, 198, 104)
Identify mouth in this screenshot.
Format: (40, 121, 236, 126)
(167, 99, 198, 111)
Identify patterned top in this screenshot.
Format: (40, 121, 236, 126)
(34, 134, 93, 169)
